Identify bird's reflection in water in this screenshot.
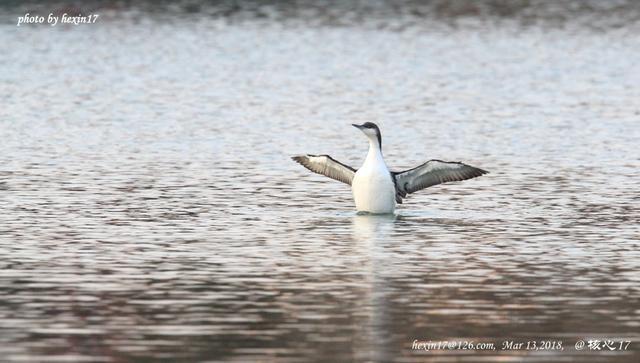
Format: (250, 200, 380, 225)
(352, 213, 398, 240)
(351, 213, 398, 362)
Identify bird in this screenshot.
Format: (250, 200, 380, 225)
(292, 122, 488, 214)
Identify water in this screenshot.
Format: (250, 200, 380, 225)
(1, 1, 639, 362)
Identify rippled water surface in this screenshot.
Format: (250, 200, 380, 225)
(1, 2, 640, 362)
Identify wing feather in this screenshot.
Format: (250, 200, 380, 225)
(393, 159, 488, 199)
(292, 154, 356, 186)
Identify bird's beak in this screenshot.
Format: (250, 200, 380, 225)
(352, 123, 364, 129)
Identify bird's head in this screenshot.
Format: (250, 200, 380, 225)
(352, 122, 382, 149)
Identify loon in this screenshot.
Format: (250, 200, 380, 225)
(292, 122, 488, 214)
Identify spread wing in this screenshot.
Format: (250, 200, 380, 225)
(292, 154, 356, 186)
(393, 159, 488, 202)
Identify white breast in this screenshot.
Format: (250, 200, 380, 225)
(352, 158, 396, 214)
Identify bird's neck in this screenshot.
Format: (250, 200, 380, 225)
(365, 138, 385, 166)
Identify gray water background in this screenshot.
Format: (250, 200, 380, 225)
(1, 1, 639, 362)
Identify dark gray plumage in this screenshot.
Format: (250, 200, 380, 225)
(393, 159, 488, 203)
(292, 154, 356, 186)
